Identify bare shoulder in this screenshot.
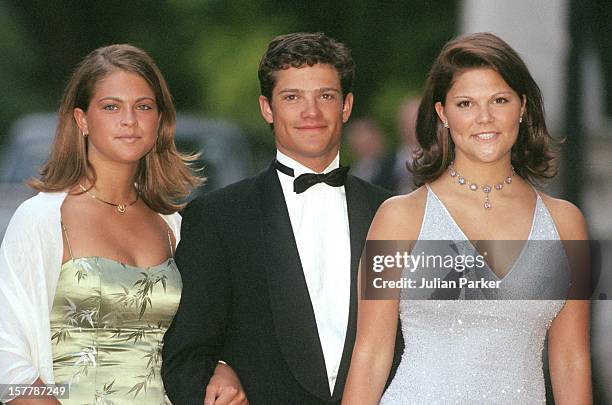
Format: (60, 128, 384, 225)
(368, 186, 428, 240)
(60, 191, 92, 222)
(538, 192, 588, 240)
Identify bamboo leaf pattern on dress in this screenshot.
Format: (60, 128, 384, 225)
(61, 297, 79, 327)
(95, 379, 118, 405)
(51, 328, 70, 345)
(53, 294, 100, 344)
(127, 380, 146, 398)
(110, 285, 138, 309)
(122, 327, 147, 344)
(66, 344, 98, 385)
(127, 341, 162, 399)
(73, 259, 95, 285)
(63, 298, 98, 329)
(143, 341, 162, 371)
(77, 308, 97, 328)
(100, 309, 124, 327)
(75, 266, 88, 284)
(74, 345, 97, 368)
(51, 258, 180, 403)
(132, 271, 168, 320)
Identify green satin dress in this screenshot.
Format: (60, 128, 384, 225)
(50, 224, 182, 405)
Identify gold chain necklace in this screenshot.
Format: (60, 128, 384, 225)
(448, 162, 515, 210)
(79, 184, 139, 214)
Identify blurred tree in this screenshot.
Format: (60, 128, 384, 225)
(593, 0, 611, 119)
(4, 0, 202, 114)
(0, 2, 47, 146)
(2, 0, 456, 161)
(263, 0, 457, 144)
(181, 0, 457, 146)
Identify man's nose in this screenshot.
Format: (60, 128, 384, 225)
(301, 95, 322, 118)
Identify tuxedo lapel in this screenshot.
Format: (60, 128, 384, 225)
(257, 164, 331, 400)
(345, 176, 374, 306)
(332, 175, 374, 399)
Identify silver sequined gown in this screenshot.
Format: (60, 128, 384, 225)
(380, 185, 568, 404)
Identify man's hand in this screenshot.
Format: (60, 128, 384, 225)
(204, 362, 248, 405)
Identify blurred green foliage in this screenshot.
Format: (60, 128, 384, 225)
(1, 0, 457, 163)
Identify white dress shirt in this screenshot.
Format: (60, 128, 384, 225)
(275, 150, 351, 394)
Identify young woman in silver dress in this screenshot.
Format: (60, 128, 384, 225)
(343, 33, 591, 404)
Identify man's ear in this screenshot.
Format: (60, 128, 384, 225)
(259, 95, 274, 124)
(342, 92, 354, 123)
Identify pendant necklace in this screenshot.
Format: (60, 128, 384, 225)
(448, 162, 514, 210)
(79, 184, 139, 214)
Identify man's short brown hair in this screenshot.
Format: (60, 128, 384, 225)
(258, 32, 355, 101)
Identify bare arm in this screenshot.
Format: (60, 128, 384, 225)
(548, 300, 591, 404)
(544, 196, 592, 404)
(342, 274, 400, 404)
(343, 192, 424, 404)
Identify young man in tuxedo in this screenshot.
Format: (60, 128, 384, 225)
(162, 32, 400, 405)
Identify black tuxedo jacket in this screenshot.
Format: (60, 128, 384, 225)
(162, 163, 402, 404)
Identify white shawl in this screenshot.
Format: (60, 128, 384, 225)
(0, 192, 181, 401)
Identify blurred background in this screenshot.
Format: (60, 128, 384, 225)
(0, 0, 609, 402)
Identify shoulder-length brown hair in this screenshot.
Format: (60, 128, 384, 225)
(412, 32, 558, 186)
(30, 44, 201, 214)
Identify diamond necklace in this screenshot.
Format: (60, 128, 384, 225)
(448, 162, 515, 210)
(79, 184, 139, 214)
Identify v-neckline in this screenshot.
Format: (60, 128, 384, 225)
(424, 183, 539, 281)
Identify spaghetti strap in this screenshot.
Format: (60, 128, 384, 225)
(166, 228, 174, 258)
(61, 221, 75, 260)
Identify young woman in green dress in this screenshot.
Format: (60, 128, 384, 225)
(0, 44, 200, 404)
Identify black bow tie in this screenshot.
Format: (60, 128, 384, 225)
(274, 159, 349, 194)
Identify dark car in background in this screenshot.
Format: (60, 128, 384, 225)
(0, 113, 252, 238)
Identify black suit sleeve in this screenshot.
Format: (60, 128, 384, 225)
(162, 197, 231, 405)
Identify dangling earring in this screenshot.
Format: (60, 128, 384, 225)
(519, 116, 523, 124)
(81, 130, 88, 137)
(443, 120, 449, 129)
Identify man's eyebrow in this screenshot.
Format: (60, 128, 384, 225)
(277, 88, 341, 93)
(278, 88, 301, 94)
(318, 87, 341, 93)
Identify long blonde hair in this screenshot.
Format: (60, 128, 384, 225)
(30, 44, 202, 213)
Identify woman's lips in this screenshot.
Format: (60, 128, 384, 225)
(472, 132, 500, 141)
(116, 136, 141, 143)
